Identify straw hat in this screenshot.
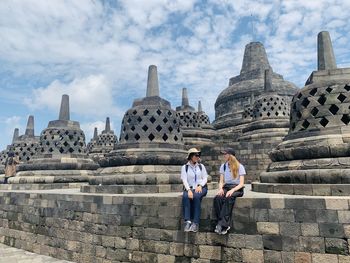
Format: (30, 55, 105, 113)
(187, 148, 201, 159)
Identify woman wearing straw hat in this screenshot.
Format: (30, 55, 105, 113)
(214, 148, 245, 235)
(181, 148, 208, 232)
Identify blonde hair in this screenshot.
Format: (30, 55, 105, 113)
(228, 154, 240, 179)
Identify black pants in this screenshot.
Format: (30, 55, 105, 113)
(214, 184, 244, 227)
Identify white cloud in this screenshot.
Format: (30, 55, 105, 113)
(81, 120, 118, 142)
(24, 75, 124, 119)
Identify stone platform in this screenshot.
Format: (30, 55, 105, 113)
(0, 243, 73, 263)
(0, 186, 350, 262)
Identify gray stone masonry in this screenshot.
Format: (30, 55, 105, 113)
(0, 187, 350, 262)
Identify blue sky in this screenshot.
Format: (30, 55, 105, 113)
(0, 0, 349, 150)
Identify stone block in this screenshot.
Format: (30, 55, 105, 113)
(264, 250, 282, 263)
(242, 249, 264, 263)
(299, 236, 325, 253)
(222, 247, 242, 261)
(282, 235, 301, 251)
(339, 210, 350, 223)
(280, 222, 301, 236)
(257, 222, 279, 235)
(262, 235, 282, 251)
(339, 255, 350, 263)
(270, 198, 285, 209)
(325, 199, 349, 210)
(253, 209, 269, 221)
(170, 243, 184, 256)
(198, 245, 221, 260)
(294, 252, 311, 263)
(227, 234, 245, 248)
(301, 223, 319, 236)
(325, 237, 349, 255)
(158, 254, 176, 263)
(311, 253, 338, 263)
(281, 251, 295, 263)
(245, 235, 263, 249)
(319, 223, 345, 238)
(295, 210, 317, 223)
(269, 209, 295, 222)
(316, 209, 338, 223)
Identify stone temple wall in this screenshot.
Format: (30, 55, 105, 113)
(0, 191, 349, 262)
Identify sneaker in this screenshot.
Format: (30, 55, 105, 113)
(220, 226, 231, 235)
(189, 223, 199, 233)
(184, 221, 192, 232)
(214, 224, 222, 234)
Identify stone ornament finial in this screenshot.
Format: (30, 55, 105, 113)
(105, 117, 111, 132)
(59, 94, 70, 121)
(198, 100, 203, 112)
(25, 115, 35, 137)
(12, 128, 19, 143)
(93, 127, 98, 140)
(317, 31, 337, 70)
(182, 88, 189, 107)
(146, 65, 160, 97)
(264, 69, 273, 92)
(240, 42, 271, 75)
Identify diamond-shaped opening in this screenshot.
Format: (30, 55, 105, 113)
(344, 84, 350, 91)
(65, 131, 69, 135)
(271, 106, 275, 111)
(301, 98, 310, 107)
(168, 126, 173, 132)
(46, 141, 50, 146)
(155, 125, 162, 132)
(301, 120, 310, 129)
(142, 125, 148, 131)
(311, 107, 319, 117)
(127, 117, 132, 123)
(274, 102, 277, 105)
(163, 117, 168, 123)
(318, 95, 326, 105)
(68, 148, 74, 153)
(267, 112, 271, 116)
(174, 135, 178, 141)
(263, 98, 267, 102)
(134, 133, 140, 140)
(59, 147, 64, 153)
(319, 117, 329, 127)
(283, 112, 286, 116)
(156, 109, 162, 115)
(329, 104, 339, 115)
(341, 114, 350, 125)
(326, 86, 333, 93)
(63, 141, 69, 147)
(149, 116, 156, 123)
(137, 116, 142, 123)
(296, 111, 302, 118)
(131, 126, 136, 131)
(162, 134, 168, 141)
(275, 112, 279, 116)
(148, 133, 155, 141)
(270, 97, 273, 101)
(68, 135, 74, 140)
(124, 134, 129, 141)
(123, 126, 126, 132)
(338, 94, 346, 103)
(267, 102, 270, 106)
(167, 111, 172, 116)
(309, 88, 317, 96)
(143, 109, 149, 116)
(173, 120, 177, 124)
(297, 93, 302, 99)
(132, 110, 137, 115)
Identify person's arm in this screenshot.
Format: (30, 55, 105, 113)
(181, 165, 190, 191)
(226, 165, 246, 197)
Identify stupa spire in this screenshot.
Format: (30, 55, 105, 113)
(317, 31, 337, 70)
(146, 65, 160, 97)
(25, 115, 34, 137)
(59, 94, 70, 121)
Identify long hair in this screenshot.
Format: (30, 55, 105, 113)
(228, 154, 240, 179)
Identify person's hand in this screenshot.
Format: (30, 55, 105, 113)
(217, 188, 224, 196)
(226, 189, 235, 197)
(195, 185, 202, 193)
(188, 189, 193, 199)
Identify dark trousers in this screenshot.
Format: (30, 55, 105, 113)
(214, 184, 244, 227)
(182, 186, 208, 224)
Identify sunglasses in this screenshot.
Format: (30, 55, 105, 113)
(194, 154, 201, 157)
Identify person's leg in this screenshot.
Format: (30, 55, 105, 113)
(3, 177, 8, 184)
(218, 191, 243, 228)
(182, 190, 191, 222)
(192, 187, 208, 224)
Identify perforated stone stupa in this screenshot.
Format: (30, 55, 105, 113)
(253, 31, 350, 195)
(12, 94, 98, 185)
(213, 42, 298, 131)
(83, 65, 188, 193)
(88, 117, 118, 158)
(176, 88, 214, 146)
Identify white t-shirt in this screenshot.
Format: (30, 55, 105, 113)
(181, 162, 208, 191)
(219, 162, 246, 185)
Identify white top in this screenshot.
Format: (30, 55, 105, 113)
(181, 162, 208, 191)
(219, 162, 246, 185)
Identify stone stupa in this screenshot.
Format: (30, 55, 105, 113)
(176, 88, 214, 146)
(253, 31, 350, 195)
(11, 95, 99, 187)
(82, 65, 191, 194)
